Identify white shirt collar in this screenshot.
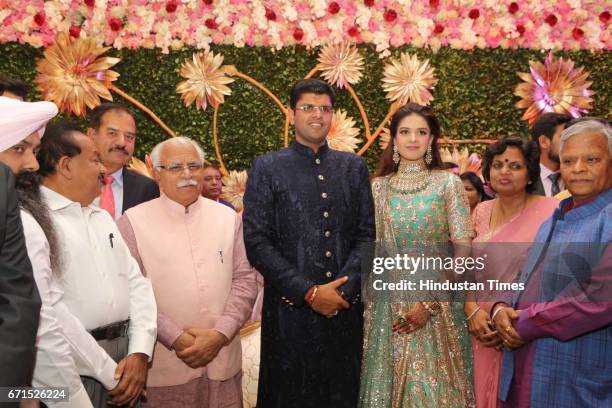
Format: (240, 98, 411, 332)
(539, 162, 557, 178)
(111, 167, 124, 187)
(40, 185, 103, 213)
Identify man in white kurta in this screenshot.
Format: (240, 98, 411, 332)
(117, 137, 257, 407)
(37, 122, 157, 407)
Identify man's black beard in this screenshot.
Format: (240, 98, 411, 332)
(15, 171, 62, 276)
(548, 150, 560, 165)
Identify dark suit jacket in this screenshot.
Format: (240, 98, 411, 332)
(122, 168, 160, 214)
(0, 163, 41, 388)
(532, 177, 546, 196)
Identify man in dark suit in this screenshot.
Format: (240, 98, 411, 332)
(0, 162, 41, 389)
(531, 112, 571, 197)
(87, 103, 159, 220)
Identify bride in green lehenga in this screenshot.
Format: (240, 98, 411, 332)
(359, 104, 475, 408)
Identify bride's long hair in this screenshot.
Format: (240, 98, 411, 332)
(373, 103, 443, 178)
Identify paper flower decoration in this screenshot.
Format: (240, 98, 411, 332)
(35, 33, 120, 117)
(379, 127, 391, 150)
(440, 147, 482, 175)
(176, 51, 235, 111)
(514, 52, 594, 125)
(382, 53, 438, 106)
(128, 156, 153, 179)
(326, 110, 361, 152)
(221, 170, 248, 212)
(317, 43, 364, 89)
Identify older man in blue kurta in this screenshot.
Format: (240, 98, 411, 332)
(492, 118, 612, 407)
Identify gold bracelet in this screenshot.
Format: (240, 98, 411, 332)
(307, 285, 319, 306)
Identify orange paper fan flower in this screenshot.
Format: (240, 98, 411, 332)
(382, 53, 438, 106)
(515, 52, 594, 126)
(317, 43, 364, 89)
(221, 170, 248, 212)
(36, 33, 120, 116)
(326, 110, 361, 152)
(176, 51, 235, 111)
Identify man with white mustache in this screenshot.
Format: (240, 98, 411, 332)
(118, 137, 257, 407)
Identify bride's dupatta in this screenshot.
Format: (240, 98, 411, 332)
(359, 177, 394, 407)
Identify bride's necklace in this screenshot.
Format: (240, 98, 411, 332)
(388, 161, 431, 194)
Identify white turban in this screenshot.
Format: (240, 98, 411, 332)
(0, 96, 58, 152)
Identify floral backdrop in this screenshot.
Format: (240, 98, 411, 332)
(1, 0, 609, 55)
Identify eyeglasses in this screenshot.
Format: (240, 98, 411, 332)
(157, 162, 204, 173)
(295, 104, 333, 114)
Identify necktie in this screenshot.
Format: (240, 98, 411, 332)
(548, 172, 560, 196)
(99, 175, 115, 219)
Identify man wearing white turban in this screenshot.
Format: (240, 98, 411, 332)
(0, 94, 57, 395)
(0, 95, 93, 406)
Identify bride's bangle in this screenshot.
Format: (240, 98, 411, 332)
(465, 305, 481, 321)
(421, 301, 440, 316)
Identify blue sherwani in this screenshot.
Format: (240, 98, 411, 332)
(243, 141, 375, 408)
(500, 188, 612, 407)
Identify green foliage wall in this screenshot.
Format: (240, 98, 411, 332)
(1, 43, 610, 171)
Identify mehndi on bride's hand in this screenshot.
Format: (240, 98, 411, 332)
(393, 303, 430, 334)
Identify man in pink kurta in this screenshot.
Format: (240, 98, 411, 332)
(117, 136, 257, 407)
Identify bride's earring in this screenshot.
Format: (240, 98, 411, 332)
(425, 144, 432, 165)
(393, 145, 400, 165)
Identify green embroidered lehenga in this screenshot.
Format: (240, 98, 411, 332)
(359, 163, 475, 408)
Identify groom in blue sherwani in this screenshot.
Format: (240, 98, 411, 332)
(243, 79, 375, 408)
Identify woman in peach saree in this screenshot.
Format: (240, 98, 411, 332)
(464, 137, 558, 408)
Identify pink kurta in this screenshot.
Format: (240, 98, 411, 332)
(118, 194, 256, 403)
(470, 197, 558, 408)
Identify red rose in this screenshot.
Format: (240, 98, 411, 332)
(203, 0, 213, 4)
(429, 0, 439, 8)
(433, 24, 444, 34)
(205, 18, 218, 29)
(468, 9, 480, 19)
(328, 2, 340, 15)
(69, 25, 81, 38)
(508, 2, 519, 14)
(600, 11, 610, 24)
(348, 26, 359, 37)
(265, 8, 276, 21)
(84, 0, 95, 7)
(545, 14, 558, 27)
(34, 12, 45, 26)
(293, 27, 304, 41)
(109, 18, 122, 32)
(364, 0, 375, 7)
(572, 27, 584, 41)
(383, 9, 397, 23)
(166, 1, 178, 13)
(516, 24, 525, 35)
